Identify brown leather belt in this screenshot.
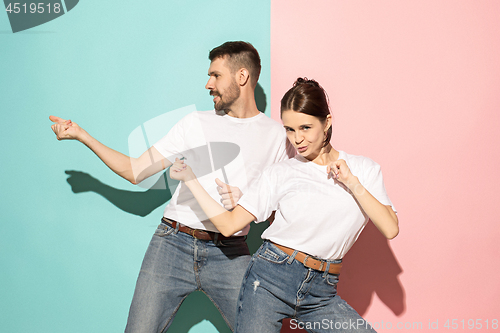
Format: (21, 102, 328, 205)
(162, 217, 244, 242)
(272, 242, 342, 275)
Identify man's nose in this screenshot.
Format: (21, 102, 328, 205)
(205, 77, 214, 90)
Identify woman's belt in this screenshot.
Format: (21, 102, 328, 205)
(272, 242, 342, 275)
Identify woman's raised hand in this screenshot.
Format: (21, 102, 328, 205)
(327, 159, 359, 190)
(170, 158, 196, 182)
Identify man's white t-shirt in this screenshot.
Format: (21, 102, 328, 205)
(153, 110, 289, 235)
(237, 151, 396, 259)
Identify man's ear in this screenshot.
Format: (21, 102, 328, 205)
(237, 68, 250, 86)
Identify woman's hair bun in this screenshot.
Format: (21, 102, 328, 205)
(294, 77, 320, 88)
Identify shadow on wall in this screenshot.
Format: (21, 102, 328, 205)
(338, 221, 406, 316)
(64, 169, 268, 333)
(255, 83, 267, 112)
(65, 170, 173, 216)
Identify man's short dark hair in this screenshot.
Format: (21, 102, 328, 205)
(209, 41, 261, 87)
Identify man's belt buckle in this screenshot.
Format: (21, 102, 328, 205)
(192, 229, 210, 240)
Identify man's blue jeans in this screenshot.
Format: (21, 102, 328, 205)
(125, 221, 251, 333)
(235, 241, 376, 333)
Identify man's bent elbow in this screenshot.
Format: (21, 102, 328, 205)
(125, 173, 140, 185)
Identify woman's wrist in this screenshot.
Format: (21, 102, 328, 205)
(346, 176, 364, 195)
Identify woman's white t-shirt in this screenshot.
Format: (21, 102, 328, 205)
(237, 151, 395, 260)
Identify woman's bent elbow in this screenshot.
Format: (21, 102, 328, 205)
(385, 227, 399, 240)
(219, 224, 240, 237)
(220, 229, 235, 237)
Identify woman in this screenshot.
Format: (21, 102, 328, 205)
(170, 78, 398, 333)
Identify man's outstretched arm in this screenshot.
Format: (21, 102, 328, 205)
(50, 115, 171, 184)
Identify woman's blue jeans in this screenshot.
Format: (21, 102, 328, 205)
(235, 241, 376, 333)
(125, 221, 251, 333)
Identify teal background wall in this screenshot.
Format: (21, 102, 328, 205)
(0, 1, 270, 332)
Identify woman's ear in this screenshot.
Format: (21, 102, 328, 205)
(325, 114, 332, 131)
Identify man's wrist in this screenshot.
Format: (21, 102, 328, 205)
(185, 176, 199, 186)
(78, 129, 90, 144)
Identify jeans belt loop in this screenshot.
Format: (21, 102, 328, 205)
(287, 250, 298, 264)
(303, 255, 311, 268)
(174, 220, 180, 234)
(323, 262, 331, 278)
(213, 233, 219, 245)
(318, 259, 325, 272)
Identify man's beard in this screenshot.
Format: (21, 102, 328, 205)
(212, 79, 241, 111)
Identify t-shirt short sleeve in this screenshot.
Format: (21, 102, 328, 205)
(360, 159, 396, 213)
(237, 170, 278, 223)
(152, 113, 195, 162)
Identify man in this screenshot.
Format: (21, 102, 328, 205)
(50, 41, 290, 332)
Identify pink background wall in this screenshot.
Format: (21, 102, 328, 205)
(272, 0, 500, 331)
